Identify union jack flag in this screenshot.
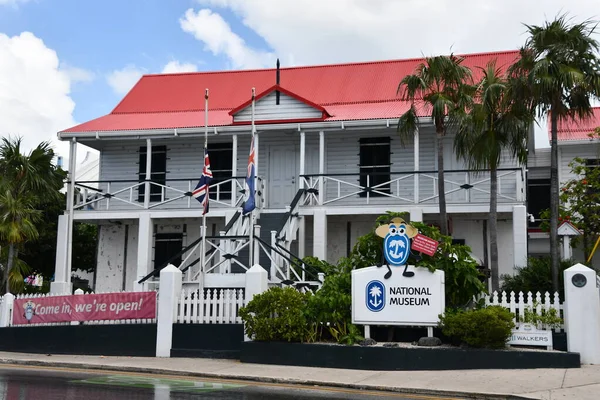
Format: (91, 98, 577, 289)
(193, 148, 212, 215)
(242, 135, 256, 215)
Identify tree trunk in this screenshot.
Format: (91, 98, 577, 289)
(550, 113, 560, 291)
(490, 167, 499, 292)
(6, 243, 15, 294)
(437, 132, 449, 235)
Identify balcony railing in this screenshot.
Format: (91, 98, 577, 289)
(300, 168, 524, 206)
(72, 176, 265, 211)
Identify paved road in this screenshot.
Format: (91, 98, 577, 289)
(0, 366, 462, 400)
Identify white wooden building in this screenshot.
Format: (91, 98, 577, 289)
(51, 50, 530, 294)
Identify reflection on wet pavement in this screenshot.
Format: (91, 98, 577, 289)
(0, 366, 449, 400)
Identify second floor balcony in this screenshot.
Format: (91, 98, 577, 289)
(72, 167, 524, 213)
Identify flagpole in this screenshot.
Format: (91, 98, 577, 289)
(248, 87, 256, 267)
(200, 88, 209, 287)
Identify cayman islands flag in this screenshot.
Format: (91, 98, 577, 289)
(193, 148, 213, 215)
(242, 135, 256, 215)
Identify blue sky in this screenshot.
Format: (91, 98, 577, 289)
(0, 0, 271, 124)
(0, 0, 598, 154)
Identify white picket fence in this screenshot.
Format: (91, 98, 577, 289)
(483, 291, 564, 332)
(8, 291, 157, 327)
(176, 288, 245, 324)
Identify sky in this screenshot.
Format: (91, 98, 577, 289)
(0, 0, 599, 158)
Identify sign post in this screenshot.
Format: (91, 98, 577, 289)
(352, 217, 444, 338)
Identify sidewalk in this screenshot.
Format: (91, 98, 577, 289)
(0, 351, 597, 399)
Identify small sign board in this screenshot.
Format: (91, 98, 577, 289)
(508, 324, 553, 350)
(411, 233, 439, 256)
(352, 265, 445, 326)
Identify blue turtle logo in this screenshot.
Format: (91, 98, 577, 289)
(23, 300, 37, 324)
(366, 280, 385, 312)
(376, 217, 418, 279)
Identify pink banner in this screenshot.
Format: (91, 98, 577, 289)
(13, 292, 156, 325)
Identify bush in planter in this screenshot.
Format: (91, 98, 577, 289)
(501, 257, 573, 298)
(439, 306, 515, 349)
(239, 286, 310, 342)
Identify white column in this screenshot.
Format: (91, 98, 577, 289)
(414, 126, 420, 204)
(155, 264, 182, 357)
(313, 209, 327, 260)
(244, 264, 269, 341)
(0, 293, 14, 327)
(564, 263, 600, 364)
(253, 224, 261, 266)
(134, 213, 154, 291)
(299, 131, 306, 189)
(512, 205, 527, 269)
(51, 214, 71, 294)
(562, 236, 572, 260)
(231, 134, 238, 207)
(318, 131, 325, 205)
(144, 139, 152, 209)
(410, 209, 423, 223)
(298, 216, 306, 259)
(65, 139, 77, 288)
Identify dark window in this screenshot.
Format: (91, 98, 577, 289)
(527, 178, 550, 227)
(208, 142, 233, 201)
(154, 233, 183, 270)
(138, 145, 167, 202)
(585, 159, 600, 196)
(359, 137, 391, 197)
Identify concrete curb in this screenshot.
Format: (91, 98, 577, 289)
(0, 357, 535, 400)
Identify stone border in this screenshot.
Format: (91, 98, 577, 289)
(240, 342, 581, 370)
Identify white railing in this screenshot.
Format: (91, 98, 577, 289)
(73, 176, 266, 212)
(300, 168, 523, 206)
(176, 288, 245, 324)
(482, 291, 564, 332)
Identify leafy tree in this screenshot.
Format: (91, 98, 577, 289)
(0, 138, 65, 293)
(540, 156, 600, 262)
(20, 193, 98, 286)
(397, 55, 473, 235)
(454, 61, 531, 290)
(509, 15, 600, 291)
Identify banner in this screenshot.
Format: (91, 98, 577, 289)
(13, 291, 156, 325)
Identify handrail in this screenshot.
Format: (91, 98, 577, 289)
(253, 236, 319, 282)
(277, 188, 307, 238)
(300, 167, 521, 178)
(137, 212, 244, 284)
(74, 176, 265, 184)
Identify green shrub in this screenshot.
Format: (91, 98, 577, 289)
(501, 257, 573, 298)
(523, 303, 562, 329)
(239, 287, 310, 342)
(439, 306, 515, 349)
(305, 260, 353, 342)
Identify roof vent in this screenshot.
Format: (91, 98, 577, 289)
(276, 58, 280, 105)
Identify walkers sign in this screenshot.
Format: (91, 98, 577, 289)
(352, 266, 445, 326)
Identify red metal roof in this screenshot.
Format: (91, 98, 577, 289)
(63, 50, 520, 133)
(554, 107, 600, 141)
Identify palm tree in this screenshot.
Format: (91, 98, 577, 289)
(455, 61, 531, 291)
(0, 137, 65, 293)
(509, 15, 600, 291)
(397, 55, 473, 235)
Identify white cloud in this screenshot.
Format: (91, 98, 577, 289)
(180, 8, 274, 69)
(106, 64, 146, 95)
(194, 0, 599, 65)
(60, 63, 95, 83)
(162, 60, 198, 74)
(0, 31, 76, 156)
(192, 0, 599, 148)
